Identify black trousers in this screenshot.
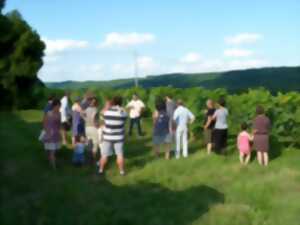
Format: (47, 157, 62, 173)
(129, 117, 143, 136)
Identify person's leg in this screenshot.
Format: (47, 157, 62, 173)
(183, 128, 188, 158)
(175, 128, 181, 159)
(128, 118, 134, 136)
(257, 151, 263, 165)
(245, 153, 251, 165)
(207, 143, 212, 155)
(92, 129, 99, 162)
(115, 142, 125, 175)
(99, 156, 108, 173)
(153, 144, 160, 157)
(99, 141, 111, 173)
(62, 128, 67, 146)
(47, 150, 56, 169)
(136, 117, 143, 136)
(239, 153, 244, 165)
(263, 152, 269, 166)
(164, 143, 171, 160)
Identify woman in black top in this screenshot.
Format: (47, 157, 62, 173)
(203, 99, 216, 154)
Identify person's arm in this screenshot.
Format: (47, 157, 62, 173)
(204, 115, 213, 129)
(152, 110, 158, 124)
(140, 101, 146, 113)
(126, 101, 132, 110)
(188, 110, 195, 124)
(212, 110, 217, 121)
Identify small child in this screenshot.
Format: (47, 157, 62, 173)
(72, 135, 86, 166)
(237, 122, 253, 165)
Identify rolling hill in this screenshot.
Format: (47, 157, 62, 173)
(46, 66, 300, 92)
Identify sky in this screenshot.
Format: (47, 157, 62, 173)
(4, 0, 300, 82)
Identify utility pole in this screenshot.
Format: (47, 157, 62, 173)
(133, 51, 139, 87)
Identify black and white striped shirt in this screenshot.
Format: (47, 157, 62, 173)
(103, 106, 127, 142)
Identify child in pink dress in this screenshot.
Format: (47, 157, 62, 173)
(237, 123, 253, 165)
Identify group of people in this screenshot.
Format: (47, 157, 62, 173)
(40, 91, 271, 175)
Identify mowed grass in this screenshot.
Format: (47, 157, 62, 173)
(1, 110, 300, 225)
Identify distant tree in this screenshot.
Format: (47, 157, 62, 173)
(0, 8, 45, 108)
(0, 0, 5, 13)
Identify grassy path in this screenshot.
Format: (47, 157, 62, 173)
(1, 110, 300, 225)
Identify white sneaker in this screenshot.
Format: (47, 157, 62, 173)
(120, 171, 126, 176)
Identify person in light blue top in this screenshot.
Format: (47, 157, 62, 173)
(173, 100, 195, 158)
(72, 135, 86, 166)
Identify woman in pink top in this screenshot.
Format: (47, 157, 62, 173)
(237, 122, 253, 165)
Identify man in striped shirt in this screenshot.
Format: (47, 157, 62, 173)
(98, 96, 127, 176)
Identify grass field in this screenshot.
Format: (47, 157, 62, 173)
(1, 110, 300, 225)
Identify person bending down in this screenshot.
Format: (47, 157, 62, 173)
(98, 96, 127, 176)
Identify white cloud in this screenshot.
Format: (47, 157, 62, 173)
(225, 33, 263, 45)
(99, 32, 156, 48)
(180, 52, 202, 63)
(39, 63, 105, 82)
(43, 38, 89, 55)
(174, 52, 269, 74)
(224, 48, 254, 57)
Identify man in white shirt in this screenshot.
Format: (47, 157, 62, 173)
(126, 94, 145, 137)
(60, 92, 70, 145)
(173, 100, 195, 158)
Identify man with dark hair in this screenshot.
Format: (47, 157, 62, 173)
(165, 95, 177, 151)
(99, 96, 127, 176)
(126, 94, 145, 137)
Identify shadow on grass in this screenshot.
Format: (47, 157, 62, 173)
(85, 178, 225, 225)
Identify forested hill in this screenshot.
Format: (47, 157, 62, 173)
(46, 66, 300, 92)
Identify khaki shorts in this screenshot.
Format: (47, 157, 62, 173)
(204, 129, 213, 145)
(86, 126, 99, 153)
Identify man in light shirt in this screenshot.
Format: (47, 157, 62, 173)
(60, 92, 70, 145)
(173, 100, 195, 158)
(126, 94, 145, 137)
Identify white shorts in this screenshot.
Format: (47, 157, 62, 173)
(101, 141, 124, 157)
(44, 142, 61, 151)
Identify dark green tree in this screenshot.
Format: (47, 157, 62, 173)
(0, 0, 5, 13)
(0, 4, 45, 109)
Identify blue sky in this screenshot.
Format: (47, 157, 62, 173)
(5, 0, 300, 82)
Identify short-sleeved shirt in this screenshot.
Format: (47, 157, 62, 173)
(253, 115, 270, 134)
(173, 106, 195, 128)
(60, 96, 69, 122)
(213, 107, 228, 129)
(127, 100, 145, 118)
(204, 108, 216, 129)
(103, 106, 127, 143)
(84, 107, 99, 127)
